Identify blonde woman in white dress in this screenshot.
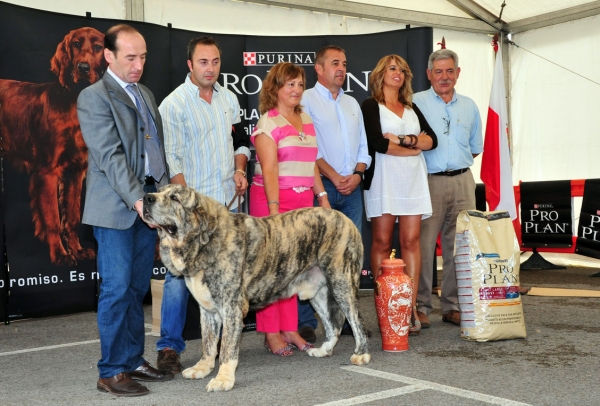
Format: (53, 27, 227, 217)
(361, 55, 438, 335)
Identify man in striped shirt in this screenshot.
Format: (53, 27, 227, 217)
(155, 37, 250, 374)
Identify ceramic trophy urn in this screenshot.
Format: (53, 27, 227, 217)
(374, 249, 413, 352)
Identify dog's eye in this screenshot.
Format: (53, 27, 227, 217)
(170, 195, 180, 203)
(165, 225, 177, 235)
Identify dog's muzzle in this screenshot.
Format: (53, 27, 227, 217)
(142, 193, 157, 219)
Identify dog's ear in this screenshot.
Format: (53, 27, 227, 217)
(50, 30, 74, 89)
(156, 229, 186, 274)
(169, 248, 187, 273)
(193, 192, 218, 245)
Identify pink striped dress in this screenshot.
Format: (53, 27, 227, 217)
(251, 109, 318, 190)
(249, 108, 318, 334)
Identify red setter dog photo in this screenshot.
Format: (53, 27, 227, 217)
(0, 27, 106, 266)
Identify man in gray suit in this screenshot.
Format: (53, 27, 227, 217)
(77, 24, 173, 397)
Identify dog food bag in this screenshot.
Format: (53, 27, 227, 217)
(454, 210, 526, 342)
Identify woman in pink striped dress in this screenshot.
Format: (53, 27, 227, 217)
(250, 62, 331, 356)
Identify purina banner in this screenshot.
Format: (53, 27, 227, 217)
(520, 180, 573, 248)
(0, 1, 432, 318)
(575, 179, 600, 259)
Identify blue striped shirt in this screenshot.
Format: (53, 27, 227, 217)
(413, 87, 483, 173)
(159, 74, 250, 207)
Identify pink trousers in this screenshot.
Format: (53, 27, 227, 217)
(249, 184, 313, 333)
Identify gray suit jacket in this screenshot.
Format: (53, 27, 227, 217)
(77, 73, 169, 229)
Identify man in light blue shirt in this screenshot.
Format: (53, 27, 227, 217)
(155, 37, 250, 373)
(300, 45, 372, 340)
(412, 49, 483, 328)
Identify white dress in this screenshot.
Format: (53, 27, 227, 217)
(364, 104, 432, 220)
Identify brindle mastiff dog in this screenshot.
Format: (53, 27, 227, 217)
(143, 184, 371, 392)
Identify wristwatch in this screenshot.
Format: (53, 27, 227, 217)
(397, 135, 406, 146)
(353, 170, 364, 181)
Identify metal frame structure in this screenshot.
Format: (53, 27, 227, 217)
(219, 0, 600, 35)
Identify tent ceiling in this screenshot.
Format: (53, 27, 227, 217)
(246, 0, 600, 34)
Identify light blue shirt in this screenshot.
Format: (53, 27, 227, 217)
(159, 74, 250, 208)
(413, 87, 483, 173)
(302, 82, 371, 176)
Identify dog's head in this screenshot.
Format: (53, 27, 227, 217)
(50, 27, 106, 91)
(143, 184, 220, 273)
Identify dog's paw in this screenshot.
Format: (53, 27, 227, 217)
(350, 353, 371, 365)
(206, 375, 235, 392)
(76, 247, 96, 260)
(182, 361, 214, 379)
(51, 251, 77, 266)
(306, 346, 332, 358)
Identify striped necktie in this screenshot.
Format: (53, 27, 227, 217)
(126, 84, 165, 182)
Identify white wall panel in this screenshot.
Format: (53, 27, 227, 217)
(347, 0, 471, 18)
(145, 0, 405, 35)
(476, 0, 596, 23)
(4, 0, 124, 19)
(510, 14, 600, 182)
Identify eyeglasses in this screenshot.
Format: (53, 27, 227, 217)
(443, 117, 450, 135)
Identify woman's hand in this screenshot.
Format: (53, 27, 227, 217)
(268, 203, 280, 216)
(409, 131, 433, 151)
(318, 196, 331, 209)
(383, 132, 400, 144)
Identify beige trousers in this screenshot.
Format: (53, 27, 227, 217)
(417, 169, 476, 315)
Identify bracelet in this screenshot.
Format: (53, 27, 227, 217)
(315, 191, 328, 198)
(267, 200, 280, 206)
(353, 171, 364, 181)
(398, 135, 406, 147)
(234, 169, 246, 177)
(410, 134, 418, 147)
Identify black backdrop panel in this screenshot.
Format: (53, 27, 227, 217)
(576, 179, 600, 259)
(0, 4, 173, 318)
(134, 23, 172, 106)
(0, 4, 103, 318)
(475, 183, 487, 212)
(0, 162, 7, 322)
(520, 180, 572, 248)
(244, 35, 324, 131)
(331, 27, 433, 96)
(0, 0, 433, 316)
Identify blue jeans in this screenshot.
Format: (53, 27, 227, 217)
(156, 271, 189, 353)
(323, 177, 363, 232)
(298, 177, 364, 329)
(94, 216, 157, 378)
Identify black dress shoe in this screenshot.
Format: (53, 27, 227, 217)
(97, 372, 149, 397)
(157, 348, 182, 374)
(341, 327, 372, 338)
(298, 326, 317, 343)
(130, 361, 174, 382)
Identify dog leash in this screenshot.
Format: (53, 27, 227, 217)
(227, 194, 242, 211)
